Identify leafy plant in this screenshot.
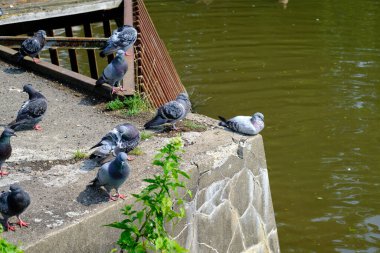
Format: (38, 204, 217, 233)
(140, 131, 153, 141)
(0, 226, 23, 253)
(108, 137, 191, 252)
(105, 93, 150, 116)
(106, 98, 125, 111)
(73, 150, 88, 160)
(123, 93, 150, 116)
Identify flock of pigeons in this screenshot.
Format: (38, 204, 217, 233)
(0, 25, 265, 232)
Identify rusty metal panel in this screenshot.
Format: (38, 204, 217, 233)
(65, 26, 79, 72)
(47, 30, 60, 66)
(133, 0, 186, 108)
(83, 22, 99, 80)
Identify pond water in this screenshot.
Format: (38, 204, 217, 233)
(144, 0, 380, 252)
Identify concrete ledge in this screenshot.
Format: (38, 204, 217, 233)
(0, 60, 279, 252)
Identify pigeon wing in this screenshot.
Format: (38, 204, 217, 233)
(21, 38, 42, 56)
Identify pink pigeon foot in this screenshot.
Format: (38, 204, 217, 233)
(124, 51, 132, 56)
(32, 58, 41, 63)
(109, 194, 118, 201)
(7, 223, 16, 232)
(0, 171, 9, 177)
(17, 219, 29, 228)
(33, 124, 42, 131)
(116, 193, 126, 200)
(127, 155, 135, 161)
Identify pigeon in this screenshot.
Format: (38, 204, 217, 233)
(218, 112, 265, 135)
(15, 30, 47, 63)
(0, 185, 31, 231)
(89, 152, 130, 201)
(100, 25, 137, 57)
(144, 93, 192, 130)
(0, 128, 16, 177)
(95, 50, 128, 94)
(0, 8, 3, 17)
(8, 84, 48, 131)
(89, 123, 140, 163)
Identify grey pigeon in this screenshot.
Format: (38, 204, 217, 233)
(0, 128, 16, 177)
(8, 84, 48, 131)
(15, 30, 47, 63)
(89, 152, 130, 201)
(144, 93, 191, 130)
(218, 112, 265, 135)
(0, 185, 31, 231)
(89, 123, 140, 163)
(100, 25, 137, 57)
(95, 50, 128, 94)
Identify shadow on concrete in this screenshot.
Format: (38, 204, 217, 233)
(3, 67, 26, 75)
(76, 186, 110, 206)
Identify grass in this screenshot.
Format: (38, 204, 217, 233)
(105, 93, 151, 116)
(140, 131, 153, 141)
(183, 119, 207, 131)
(106, 98, 125, 111)
(73, 150, 88, 160)
(129, 147, 144, 156)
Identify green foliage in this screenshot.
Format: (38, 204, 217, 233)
(106, 98, 125, 111)
(140, 131, 153, 141)
(73, 150, 88, 160)
(108, 137, 191, 252)
(182, 119, 207, 131)
(105, 94, 150, 116)
(123, 93, 150, 116)
(129, 147, 144, 156)
(0, 226, 23, 253)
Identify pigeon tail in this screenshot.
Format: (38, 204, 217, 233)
(144, 115, 167, 129)
(14, 52, 24, 63)
(218, 116, 228, 127)
(95, 77, 106, 86)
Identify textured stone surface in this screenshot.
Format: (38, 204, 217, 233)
(173, 134, 280, 253)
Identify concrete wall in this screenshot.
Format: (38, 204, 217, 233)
(172, 134, 280, 253)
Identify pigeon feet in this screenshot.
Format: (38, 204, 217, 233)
(124, 51, 132, 56)
(32, 58, 41, 63)
(109, 193, 126, 201)
(127, 156, 135, 161)
(17, 219, 29, 228)
(7, 223, 16, 232)
(0, 171, 9, 177)
(111, 86, 125, 94)
(33, 124, 42, 131)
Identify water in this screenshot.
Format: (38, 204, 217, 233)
(144, 0, 380, 252)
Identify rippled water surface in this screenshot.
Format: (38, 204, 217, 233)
(145, 0, 380, 252)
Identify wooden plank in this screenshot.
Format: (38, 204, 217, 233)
(46, 30, 60, 66)
(0, 36, 108, 49)
(65, 27, 79, 73)
(0, 45, 118, 99)
(83, 23, 99, 80)
(121, 0, 135, 95)
(0, 7, 123, 36)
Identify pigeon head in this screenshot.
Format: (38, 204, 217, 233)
(116, 152, 128, 163)
(116, 50, 125, 58)
(35, 30, 47, 39)
(23, 84, 35, 93)
(253, 112, 264, 121)
(1, 128, 16, 138)
(176, 92, 189, 101)
(9, 184, 22, 192)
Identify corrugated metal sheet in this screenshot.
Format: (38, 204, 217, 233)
(133, 0, 186, 108)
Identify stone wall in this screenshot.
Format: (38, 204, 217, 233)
(173, 133, 280, 253)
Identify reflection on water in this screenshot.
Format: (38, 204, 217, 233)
(145, 0, 380, 252)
